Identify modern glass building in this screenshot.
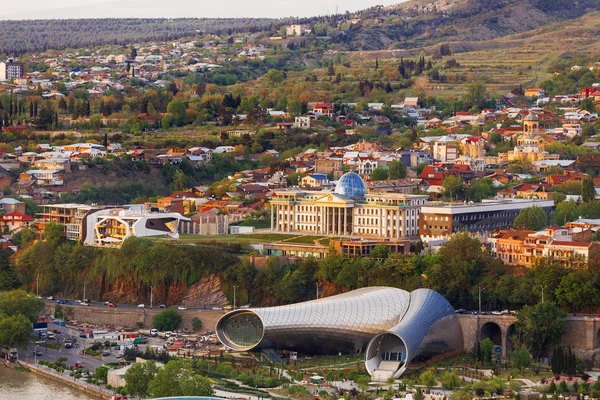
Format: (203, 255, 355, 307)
(216, 287, 463, 380)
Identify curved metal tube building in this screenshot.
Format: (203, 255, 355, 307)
(215, 287, 463, 380)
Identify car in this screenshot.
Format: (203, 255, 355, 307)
(212, 307, 223, 310)
(46, 296, 54, 300)
(116, 353, 124, 359)
(108, 303, 116, 307)
(177, 306, 187, 310)
(104, 301, 110, 305)
(81, 373, 89, 379)
(74, 362, 83, 368)
(33, 350, 43, 356)
(455, 309, 466, 314)
(102, 351, 110, 356)
(491, 311, 503, 315)
(75, 299, 82, 303)
(80, 302, 90, 306)
(159, 304, 166, 309)
(137, 304, 145, 308)
(35, 340, 46, 344)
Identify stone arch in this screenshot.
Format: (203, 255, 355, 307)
(506, 324, 517, 354)
(481, 322, 502, 346)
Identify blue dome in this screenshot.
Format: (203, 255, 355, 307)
(335, 172, 366, 199)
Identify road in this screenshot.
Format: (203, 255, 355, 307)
(44, 298, 223, 311)
(21, 323, 123, 373)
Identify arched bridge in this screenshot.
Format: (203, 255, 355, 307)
(458, 314, 600, 357)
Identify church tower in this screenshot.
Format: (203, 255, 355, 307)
(522, 112, 539, 135)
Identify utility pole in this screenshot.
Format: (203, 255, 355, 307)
(83, 280, 88, 302)
(478, 286, 484, 315)
(150, 285, 155, 310)
(540, 285, 548, 304)
(233, 285, 239, 310)
(36, 273, 41, 297)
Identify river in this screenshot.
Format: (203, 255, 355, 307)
(0, 366, 96, 400)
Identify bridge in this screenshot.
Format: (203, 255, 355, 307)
(458, 314, 600, 359)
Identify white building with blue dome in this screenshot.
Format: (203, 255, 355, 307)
(270, 172, 427, 239)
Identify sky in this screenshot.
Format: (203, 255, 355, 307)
(1, 0, 406, 19)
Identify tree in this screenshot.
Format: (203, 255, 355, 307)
(152, 308, 182, 331)
(130, 47, 138, 60)
(149, 359, 213, 398)
(442, 175, 463, 200)
(581, 177, 595, 203)
(166, 99, 187, 127)
(95, 365, 109, 383)
(516, 302, 567, 360)
(371, 167, 389, 181)
(264, 69, 284, 87)
(287, 100, 302, 116)
(173, 171, 188, 192)
(0, 313, 32, 352)
(0, 290, 45, 322)
(388, 160, 407, 179)
(191, 317, 203, 332)
(479, 338, 494, 364)
(125, 361, 158, 399)
(441, 371, 460, 389)
(463, 81, 487, 109)
(513, 206, 548, 231)
(419, 369, 437, 388)
(512, 346, 532, 373)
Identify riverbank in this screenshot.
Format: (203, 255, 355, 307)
(16, 360, 114, 399)
(0, 363, 96, 400)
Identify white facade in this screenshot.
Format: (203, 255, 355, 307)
(81, 206, 190, 247)
(270, 191, 427, 239)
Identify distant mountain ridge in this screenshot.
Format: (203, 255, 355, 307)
(338, 0, 600, 50)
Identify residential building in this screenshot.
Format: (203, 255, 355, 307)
(293, 116, 311, 129)
(0, 59, 24, 81)
(300, 173, 330, 188)
(270, 172, 427, 239)
(0, 212, 34, 234)
(489, 228, 595, 268)
(419, 199, 555, 244)
(0, 198, 25, 214)
(19, 170, 64, 186)
(179, 208, 229, 235)
(38, 204, 189, 246)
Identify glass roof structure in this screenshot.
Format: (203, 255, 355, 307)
(216, 287, 463, 379)
(334, 172, 367, 199)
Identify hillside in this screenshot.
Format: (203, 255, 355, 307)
(338, 0, 600, 50)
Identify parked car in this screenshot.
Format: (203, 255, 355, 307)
(177, 306, 187, 310)
(159, 304, 166, 309)
(102, 350, 110, 356)
(80, 302, 90, 306)
(74, 362, 83, 368)
(33, 350, 43, 356)
(108, 303, 116, 308)
(137, 304, 145, 309)
(46, 296, 54, 300)
(81, 373, 89, 379)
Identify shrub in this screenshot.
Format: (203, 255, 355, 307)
(152, 308, 182, 331)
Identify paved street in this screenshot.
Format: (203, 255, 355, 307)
(21, 324, 117, 373)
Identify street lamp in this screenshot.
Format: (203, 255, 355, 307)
(150, 285, 155, 310)
(83, 280, 89, 302)
(34, 345, 40, 365)
(540, 285, 548, 304)
(36, 273, 41, 297)
(233, 285, 239, 310)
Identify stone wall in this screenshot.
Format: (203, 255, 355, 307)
(45, 303, 225, 331)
